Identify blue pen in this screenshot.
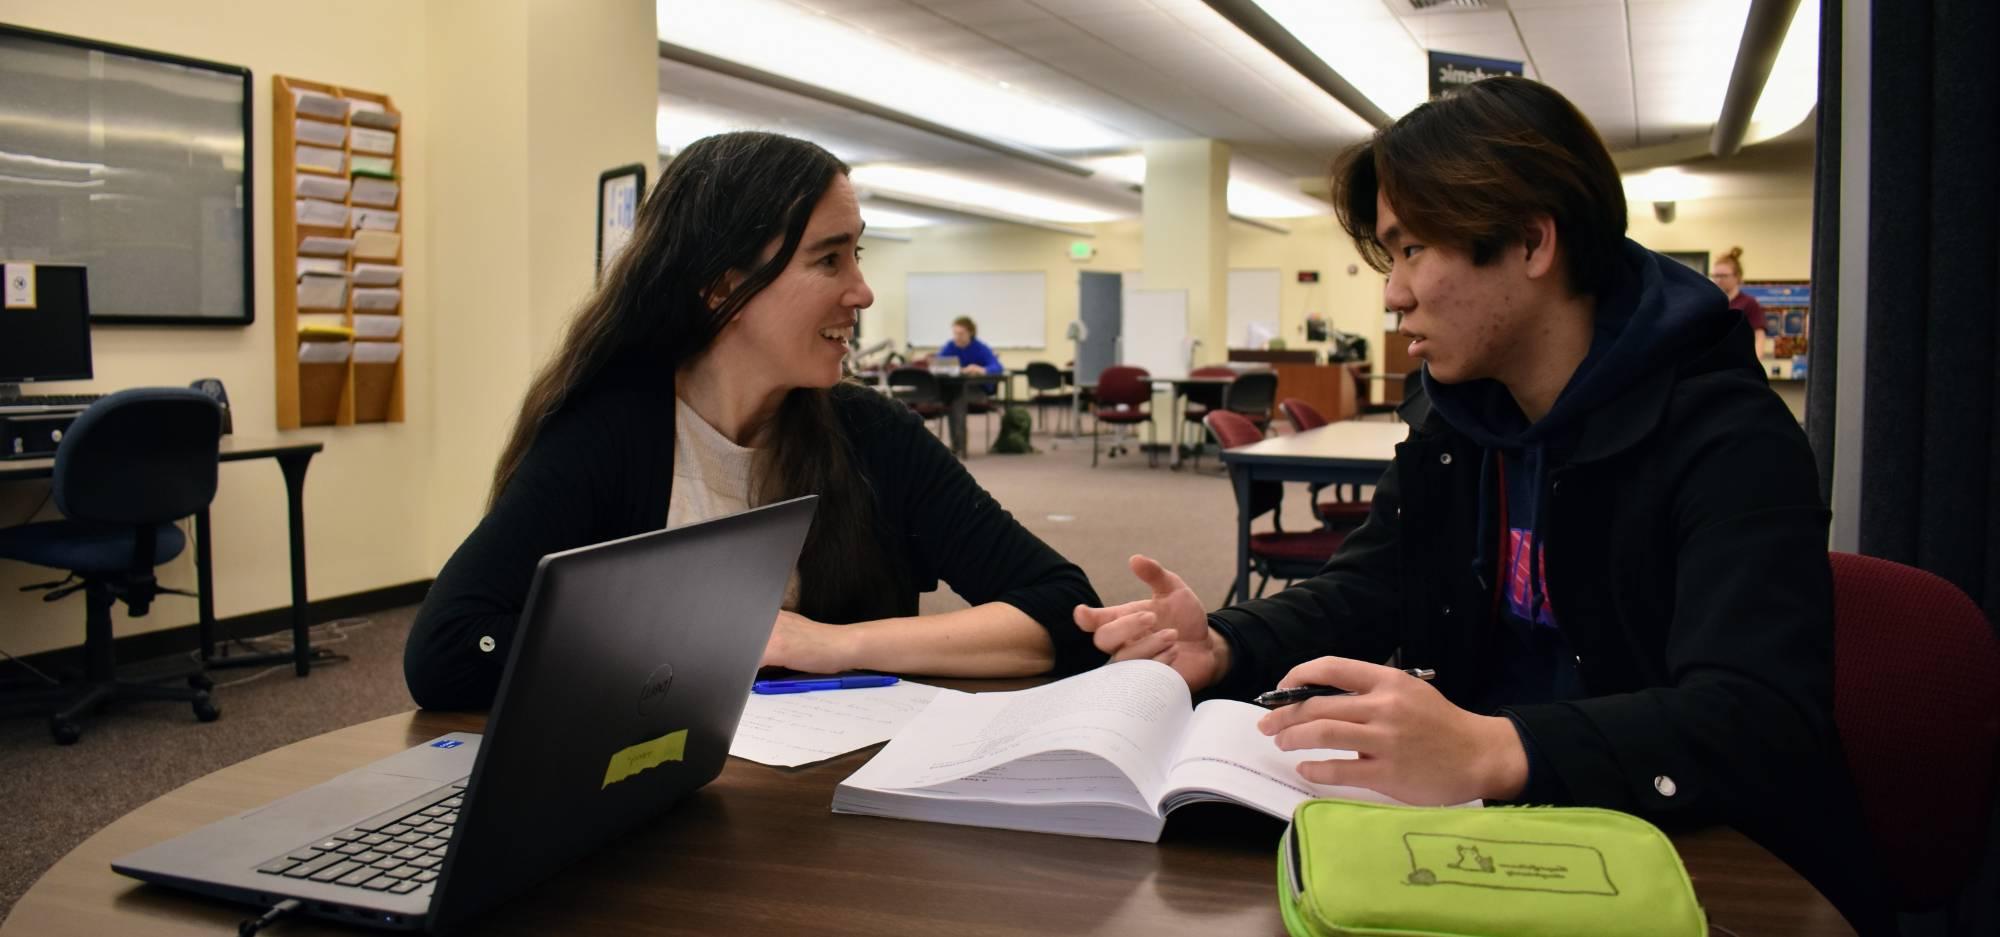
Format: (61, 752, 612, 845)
(752, 675, 900, 695)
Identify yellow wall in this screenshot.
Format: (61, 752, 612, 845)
(1626, 196, 1815, 279)
(0, 1, 656, 657)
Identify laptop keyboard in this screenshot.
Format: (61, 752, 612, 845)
(252, 780, 468, 897)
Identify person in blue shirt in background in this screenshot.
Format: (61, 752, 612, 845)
(938, 315, 1003, 395)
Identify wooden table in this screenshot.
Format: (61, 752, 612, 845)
(0, 437, 330, 676)
(1217, 422, 1408, 604)
(4, 703, 1855, 936)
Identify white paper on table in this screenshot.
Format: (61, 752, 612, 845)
(729, 681, 951, 768)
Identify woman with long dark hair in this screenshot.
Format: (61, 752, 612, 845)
(404, 132, 1102, 710)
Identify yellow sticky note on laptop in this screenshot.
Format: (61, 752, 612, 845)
(602, 729, 687, 789)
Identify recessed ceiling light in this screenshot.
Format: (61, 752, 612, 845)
(659, 0, 1129, 153)
(849, 165, 1121, 224)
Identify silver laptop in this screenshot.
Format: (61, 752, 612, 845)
(113, 497, 817, 932)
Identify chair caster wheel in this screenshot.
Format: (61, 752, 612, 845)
(188, 673, 214, 691)
(193, 692, 221, 723)
(50, 717, 81, 745)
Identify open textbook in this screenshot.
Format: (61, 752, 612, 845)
(834, 660, 1475, 841)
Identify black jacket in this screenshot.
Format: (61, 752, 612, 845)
(405, 375, 1104, 711)
(1207, 246, 1889, 932)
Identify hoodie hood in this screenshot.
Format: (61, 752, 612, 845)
(1421, 238, 1744, 450)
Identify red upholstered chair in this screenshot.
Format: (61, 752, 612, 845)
(1280, 397, 1373, 532)
(1829, 552, 2000, 912)
(1092, 365, 1155, 467)
(1205, 410, 1345, 597)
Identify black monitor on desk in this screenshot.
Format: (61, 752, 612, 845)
(0, 264, 92, 391)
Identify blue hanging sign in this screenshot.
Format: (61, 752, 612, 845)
(1429, 50, 1525, 98)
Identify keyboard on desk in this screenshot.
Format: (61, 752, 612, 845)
(254, 779, 468, 898)
(0, 393, 103, 411)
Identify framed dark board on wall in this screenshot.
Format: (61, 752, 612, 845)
(0, 24, 253, 325)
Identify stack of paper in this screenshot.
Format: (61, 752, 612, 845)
(299, 341, 352, 364)
(297, 174, 350, 201)
(729, 681, 946, 768)
(353, 342, 401, 365)
(352, 208, 398, 231)
(297, 199, 349, 228)
(294, 118, 346, 147)
(297, 274, 349, 310)
(352, 314, 402, 340)
(296, 145, 344, 174)
(352, 263, 402, 286)
(349, 127, 396, 155)
(350, 178, 398, 207)
(351, 155, 394, 178)
(298, 313, 347, 333)
(353, 287, 400, 311)
(292, 89, 346, 120)
(349, 99, 400, 129)
(298, 257, 347, 277)
(298, 235, 354, 257)
(353, 230, 399, 260)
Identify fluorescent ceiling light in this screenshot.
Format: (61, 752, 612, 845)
(1745, 0, 1819, 144)
(1622, 167, 1714, 203)
(849, 165, 1120, 224)
(1081, 155, 1326, 219)
(659, 0, 1128, 153)
(860, 205, 934, 229)
(1246, 0, 1429, 120)
(1632, 0, 1751, 135)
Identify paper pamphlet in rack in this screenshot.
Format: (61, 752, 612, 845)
(348, 127, 396, 155)
(297, 199, 349, 228)
(295, 144, 345, 174)
(352, 230, 400, 260)
(352, 342, 401, 365)
(350, 178, 398, 207)
(298, 313, 347, 333)
(297, 274, 349, 310)
(294, 118, 346, 147)
(298, 257, 348, 277)
(299, 236, 354, 257)
(298, 341, 352, 364)
(297, 174, 350, 201)
(351, 263, 402, 287)
(352, 314, 402, 340)
(352, 287, 400, 311)
(353, 208, 399, 231)
(350, 155, 394, 178)
(349, 100, 401, 130)
(292, 89, 347, 119)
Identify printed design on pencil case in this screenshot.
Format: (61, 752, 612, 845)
(1402, 832, 1618, 895)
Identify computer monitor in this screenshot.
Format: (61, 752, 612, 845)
(0, 264, 93, 387)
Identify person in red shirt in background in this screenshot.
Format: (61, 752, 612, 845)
(1711, 246, 1765, 349)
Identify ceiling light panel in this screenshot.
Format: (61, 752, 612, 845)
(849, 165, 1123, 223)
(1627, 0, 1750, 145)
(1247, 0, 1432, 120)
(659, 0, 1130, 153)
(1081, 154, 1328, 218)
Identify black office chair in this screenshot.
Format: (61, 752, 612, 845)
(887, 367, 949, 437)
(1023, 362, 1074, 433)
(0, 388, 223, 744)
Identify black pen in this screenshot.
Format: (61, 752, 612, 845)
(1252, 668, 1437, 708)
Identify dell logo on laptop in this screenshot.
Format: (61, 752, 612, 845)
(637, 663, 676, 716)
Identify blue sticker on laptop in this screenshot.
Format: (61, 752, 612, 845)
(431, 739, 464, 749)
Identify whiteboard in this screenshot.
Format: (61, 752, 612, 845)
(1227, 268, 1281, 349)
(906, 271, 1048, 349)
(1122, 288, 1189, 379)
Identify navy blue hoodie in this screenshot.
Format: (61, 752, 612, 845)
(1420, 240, 1744, 714)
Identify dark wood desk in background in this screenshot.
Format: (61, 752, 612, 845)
(0, 437, 327, 676)
(2, 702, 1855, 936)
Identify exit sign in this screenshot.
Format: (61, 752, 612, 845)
(1297, 270, 1320, 283)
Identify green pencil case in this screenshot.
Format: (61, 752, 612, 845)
(1278, 799, 1706, 937)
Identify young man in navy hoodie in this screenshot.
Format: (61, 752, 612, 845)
(1076, 77, 1887, 932)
